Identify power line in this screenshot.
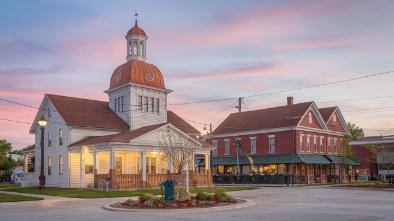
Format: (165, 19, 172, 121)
(168, 70, 394, 105)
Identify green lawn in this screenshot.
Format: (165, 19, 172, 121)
(3, 186, 256, 198)
(0, 193, 43, 203)
(0, 183, 19, 189)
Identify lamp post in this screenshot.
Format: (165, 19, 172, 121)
(38, 115, 47, 190)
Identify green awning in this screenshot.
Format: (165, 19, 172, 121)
(324, 155, 359, 166)
(297, 154, 331, 165)
(210, 154, 357, 166)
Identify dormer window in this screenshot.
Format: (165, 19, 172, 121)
(308, 112, 312, 123)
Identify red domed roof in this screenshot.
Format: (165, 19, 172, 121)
(109, 60, 166, 90)
(126, 20, 148, 38)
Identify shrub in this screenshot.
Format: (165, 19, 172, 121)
(171, 203, 179, 208)
(196, 191, 214, 200)
(139, 193, 153, 201)
(191, 200, 197, 207)
(144, 201, 154, 208)
(208, 201, 216, 205)
(157, 203, 165, 208)
(181, 203, 188, 207)
(199, 200, 206, 206)
(132, 201, 139, 206)
(151, 196, 162, 204)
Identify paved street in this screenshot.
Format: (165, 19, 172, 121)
(1, 187, 393, 221)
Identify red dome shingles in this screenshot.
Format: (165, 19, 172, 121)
(109, 60, 166, 90)
(126, 20, 147, 38)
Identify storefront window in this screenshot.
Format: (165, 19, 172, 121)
(242, 165, 251, 175)
(224, 166, 233, 174)
(218, 165, 224, 174)
(278, 164, 287, 174)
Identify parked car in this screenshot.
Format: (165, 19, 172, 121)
(10, 169, 24, 184)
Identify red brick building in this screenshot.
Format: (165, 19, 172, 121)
(206, 97, 357, 184)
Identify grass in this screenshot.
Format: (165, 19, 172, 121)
(0, 183, 19, 189)
(0, 193, 43, 203)
(3, 186, 256, 198)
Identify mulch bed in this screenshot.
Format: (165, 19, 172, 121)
(337, 184, 394, 189)
(110, 199, 246, 210)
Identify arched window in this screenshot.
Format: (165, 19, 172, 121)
(309, 112, 312, 123)
(133, 41, 137, 54)
(129, 42, 132, 55)
(139, 42, 143, 56)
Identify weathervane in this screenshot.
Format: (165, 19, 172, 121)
(134, 10, 138, 20)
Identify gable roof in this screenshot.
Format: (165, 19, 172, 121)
(70, 123, 166, 146)
(212, 102, 314, 134)
(46, 94, 130, 130)
(319, 107, 337, 123)
(167, 110, 200, 135)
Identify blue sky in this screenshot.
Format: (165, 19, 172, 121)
(1, 0, 394, 149)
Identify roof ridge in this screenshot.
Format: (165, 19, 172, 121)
(231, 101, 314, 115)
(46, 94, 107, 103)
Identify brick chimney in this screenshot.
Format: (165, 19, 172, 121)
(287, 96, 294, 105)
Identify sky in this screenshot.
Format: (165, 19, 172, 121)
(1, 0, 394, 150)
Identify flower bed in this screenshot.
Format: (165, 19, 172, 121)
(110, 189, 245, 210)
(111, 196, 244, 209)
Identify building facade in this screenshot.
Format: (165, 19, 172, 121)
(206, 97, 357, 184)
(28, 20, 213, 189)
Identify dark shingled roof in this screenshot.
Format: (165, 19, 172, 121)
(319, 107, 337, 123)
(167, 110, 200, 135)
(212, 102, 313, 134)
(47, 94, 130, 130)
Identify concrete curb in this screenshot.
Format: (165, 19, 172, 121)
(103, 198, 255, 213)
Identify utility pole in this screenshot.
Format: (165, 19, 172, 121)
(235, 97, 243, 112)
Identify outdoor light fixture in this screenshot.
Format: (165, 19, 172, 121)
(38, 115, 47, 190)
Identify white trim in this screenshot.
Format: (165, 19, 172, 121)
(212, 125, 346, 138)
(268, 135, 275, 138)
(104, 82, 173, 94)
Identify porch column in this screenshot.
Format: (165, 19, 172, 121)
(140, 151, 146, 187)
(93, 151, 98, 187)
(168, 157, 173, 173)
(109, 147, 116, 189)
(24, 154, 29, 174)
(205, 154, 210, 173)
(80, 150, 85, 188)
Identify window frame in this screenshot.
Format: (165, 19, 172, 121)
(48, 157, 51, 175)
(138, 95, 142, 111)
(313, 136, 317, 152)
(268, 135, 275, 153)
(59, 129, 63, 146)
(307, 136, 311, 152)
(250, 137, 256, 154)
(224, 139, 230, 155)
(156, 98, 160, 113)
(48, 131, 51, 147)
(59, 155, 63, 175)
(150, 97, 155, 112)
(212, 141, 218, 156)
(320, 136, 324, 153)
(300, 135, 304, 152)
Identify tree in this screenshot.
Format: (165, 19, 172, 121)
(366, 143, 394, 181)
(347, 122, 365, 140)
(0, 139, 17, 175)
(157, 126, 198, 200)
(341, 123, 364, 178)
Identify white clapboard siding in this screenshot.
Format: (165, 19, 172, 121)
(70, 128, 122, 144)
(34, 99, 70, 188)
(70, 153, 81, 188)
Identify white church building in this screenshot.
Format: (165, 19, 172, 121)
(28, 20, 214, 189)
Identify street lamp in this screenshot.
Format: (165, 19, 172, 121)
(38, 115, 47, 190)
(202, 126, 208, 135)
